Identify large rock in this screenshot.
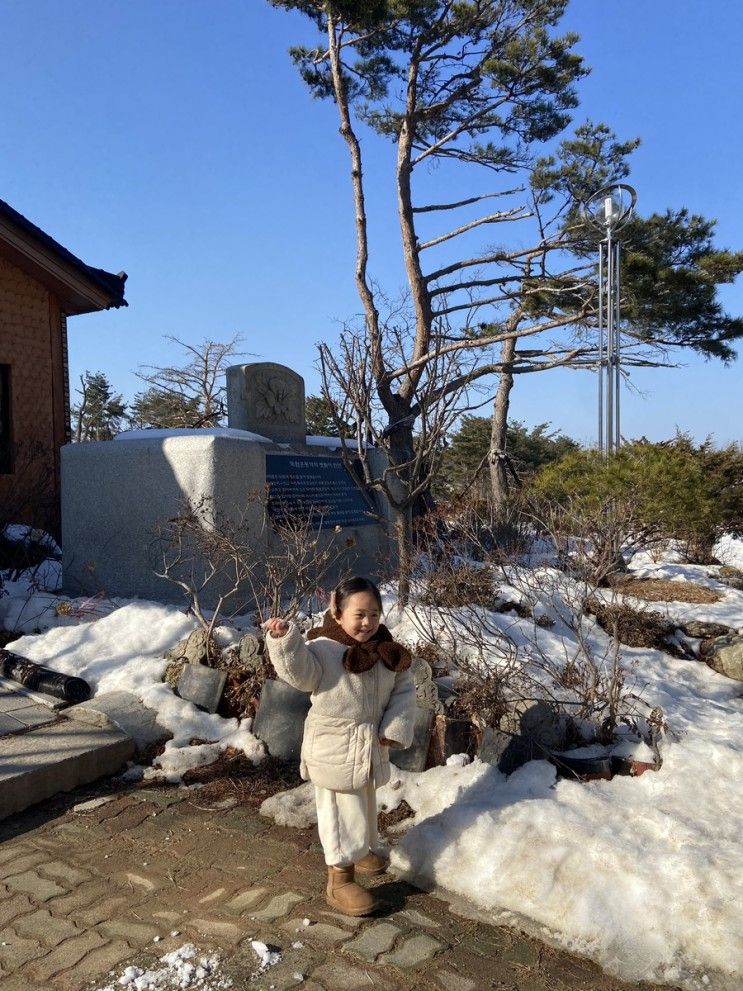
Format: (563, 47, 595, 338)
(702, 634, 743, 681)
(680, 621, 731, 640)
(479, 700, 567, 774)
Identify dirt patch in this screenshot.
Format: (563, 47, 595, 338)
(611, 578, 721, 604)
(171, 748, 303, 808)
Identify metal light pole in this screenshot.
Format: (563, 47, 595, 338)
(581, 183, 637, 453)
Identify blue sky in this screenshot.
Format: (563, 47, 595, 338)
(2, 0, 741, 445)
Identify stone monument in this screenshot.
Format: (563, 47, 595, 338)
(61, 362, 393, 606)
(226, 363, 305, 443)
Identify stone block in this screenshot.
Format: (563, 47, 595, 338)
(63, 690, 172, 753)
(187, 918, 244, 944)
(389, 705, 434, 772)
(0, 892, 35, 927)
(312, 959, 397, 991)
(0, 721, 135, 821)
(176, 665, 227, 713)
(55, 939, 132, 989)
(97, 919, 161, 946)
(253, 679, 310, 761)
(0, 930, 45, 971)
(225, 888, 269, 913)
(26, 930, 107, 981)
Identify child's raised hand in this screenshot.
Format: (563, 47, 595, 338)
(264, 618, 290, 639)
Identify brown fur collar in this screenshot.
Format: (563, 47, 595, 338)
(306, 613, 411, 673)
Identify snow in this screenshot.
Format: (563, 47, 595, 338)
(714, 533, 743, 570)
(2, 523, 61, 556)
(304, 435, 360, 449)
(2, 536, 743, 989)
(96, 943, 231, 990)
(0, 590, 265, 783)
(114, 427, 273, 443)
(250, 940, 281, 972)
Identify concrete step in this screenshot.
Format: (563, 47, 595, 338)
(0, 719, 135, 821)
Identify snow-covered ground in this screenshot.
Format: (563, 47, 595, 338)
(1, 536, 742, 990)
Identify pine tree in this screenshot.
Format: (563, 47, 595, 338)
(71, 371, 127, 442)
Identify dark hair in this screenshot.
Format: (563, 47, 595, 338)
(333, 576, 383, 615)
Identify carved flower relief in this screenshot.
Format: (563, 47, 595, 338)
(254, 372, 300, 423)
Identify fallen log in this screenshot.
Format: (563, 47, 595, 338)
(0, 649, 91, 704)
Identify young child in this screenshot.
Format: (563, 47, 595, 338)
(264, 576, 415, 916)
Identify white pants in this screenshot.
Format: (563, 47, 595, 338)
(314, 778, 382, 867)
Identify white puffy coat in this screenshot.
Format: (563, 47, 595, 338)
(266, 622, 415, 792)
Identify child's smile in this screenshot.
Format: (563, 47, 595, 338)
(336, 591, 381, 643)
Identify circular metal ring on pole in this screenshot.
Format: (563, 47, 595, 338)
(580, 183, 637, 235)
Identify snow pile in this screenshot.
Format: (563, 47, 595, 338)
(260, 781, 316, 828)
(0, 592, 265, 779)
(250, 940, 282, 973)
(96, 944, 231, 990)
(114, 427, 272, 444)
(713, 533, 743, 570)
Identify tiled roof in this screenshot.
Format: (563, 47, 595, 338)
(0, 197, 127, 308)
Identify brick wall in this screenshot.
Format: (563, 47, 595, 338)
(0, 253, 64, 534)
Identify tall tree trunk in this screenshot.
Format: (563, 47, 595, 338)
(394, 504, 413, 608)
(490, 336, 517, 509)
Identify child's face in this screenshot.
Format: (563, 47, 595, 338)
(335, 591, 381, 643)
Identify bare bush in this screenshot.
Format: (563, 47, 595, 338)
(152, 492, 347, 649)
(407, 503, 664, 745)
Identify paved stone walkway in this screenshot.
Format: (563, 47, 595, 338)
(0, 677, 61, 737)
(0, 783, 673, 991)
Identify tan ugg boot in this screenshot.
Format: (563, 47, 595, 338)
(354, 851, 389, 876)
(326, 865, 378, 916)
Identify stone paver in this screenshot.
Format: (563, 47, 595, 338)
(26, 931, 107, 982)
(380, 932, 446, 968)
(312, 958, 398, 990)
(436, 970, 478, 991)
(11, 910, 81, 948)
(55, 939, 132, 990)
(398, 908, 440, 928)
(46, 880, 111, 915)
(4, 872, 65, 902)
(97, 919, 161, 946)
(187, 918, 244, 944)
(72, 895, 129, 927)
(35, 861, 91, 886)
(0, 931, 46, 971)
(284, 919, 350, 945)
(343, 921, 401, 961)
(0, 782, 672, 991)
(0, 853, 47, 879)
(251, 891, 306, 921)
(224, 887, 268, 913)
(0, 892, 35, 927)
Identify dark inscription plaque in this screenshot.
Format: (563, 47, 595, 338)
(265, 454, 375, 529)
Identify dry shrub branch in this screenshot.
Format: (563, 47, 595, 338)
(152, 491, 346, 646)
